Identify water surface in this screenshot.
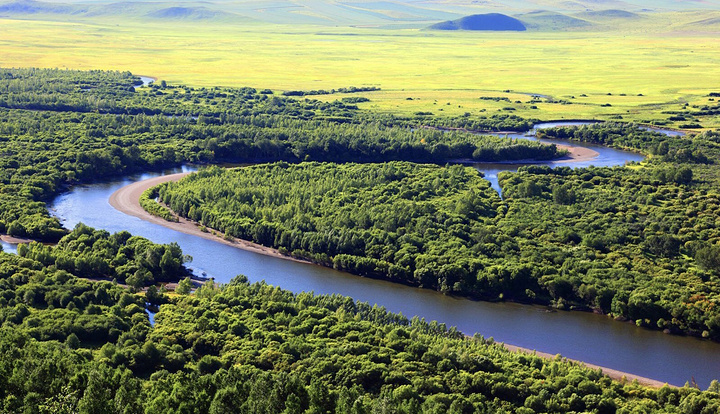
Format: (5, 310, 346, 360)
(138, 76, 155, 87)
(0, 240, 16, 254)
(475, 121, 645, 193)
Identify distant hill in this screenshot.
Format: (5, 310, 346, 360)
(519, 10, 592, 30)
(429, 13, 527, 31)
(1, 0, 719, 30)
(684, 13, 720, 29)
(577, 9, 641, 20)
(146, 7, 226, 20)
(0, 0, 76, 15)
(0, 0, 249, 22)
(688, 16, 720, 25)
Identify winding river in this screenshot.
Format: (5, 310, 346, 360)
(474, 122, 645, 193)
(45, 123, 720, 388)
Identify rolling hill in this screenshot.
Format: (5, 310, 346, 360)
(517, 10, 592, 30)
(428, 13, 526, 31)
(0, 0, 719, 29)
(146, 6, 232, 20)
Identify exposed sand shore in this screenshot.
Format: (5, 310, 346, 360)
(481, 144, 599, 165)
(108, 172, 310, 264)
(555, 144, 600, 163)
(501, 344, 674, 389)
(0, 234, 36, 244)
(110, 170, 674, 390)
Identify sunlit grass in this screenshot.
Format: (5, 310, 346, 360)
(1, 18, 719, 127)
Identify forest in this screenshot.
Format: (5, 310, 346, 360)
(3, 253, 720, 412)
(0, 68, 559, 242)
(154, 152, 720, 340)
(2, 68, 720, 411)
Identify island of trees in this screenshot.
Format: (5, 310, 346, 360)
(152, 140, 720, 340)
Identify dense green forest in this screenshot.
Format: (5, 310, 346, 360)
(0, 68, 560, 241)
(3, 253, 720, 412)
(3, 68, 720, 411)
(154, 162, 501, 288)
(154, 131, 720, 340)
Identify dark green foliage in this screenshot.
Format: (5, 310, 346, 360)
(0, 251, 148, 348)
(157, 159, 720, 339)
(341, 96, 370, 103)
(3, 269, 719, 412)
(499, 164, 720, 337)
(421, 113, 537, 132)
(282, 86, 380, 96)
(696, 244, 720, 274)
(0, 68, 558, 241)
(155, 162, 501, 292)
(25, 223, 190, 286)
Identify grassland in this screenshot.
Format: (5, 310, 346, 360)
(1, 12, 719, 127)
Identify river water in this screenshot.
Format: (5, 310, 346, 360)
(45, 123, 719, 387)
(474, 122, 645, 193)
(138, 76, 155, 87)
(0, 240, 16, 254)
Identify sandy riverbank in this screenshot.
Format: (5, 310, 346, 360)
(501, 344, 672, 389)
(110, 170, 674, 390)
(484, 144, 599, 165)
(108, 172, 311, 264)
(555, 144, 600, 163)
(0, 234, 36, 244)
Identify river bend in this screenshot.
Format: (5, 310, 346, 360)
(47, 123, 719, 388)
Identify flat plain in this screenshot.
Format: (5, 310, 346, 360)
(1, 6, 719, 127)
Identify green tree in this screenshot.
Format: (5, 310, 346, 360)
(65, 333, 80, 349)
(696, 245, 720, 274)
(552, 184, 576, 205)
(176, 277, 193, 295)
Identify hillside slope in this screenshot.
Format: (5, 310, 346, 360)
(429, 13, 526, 31)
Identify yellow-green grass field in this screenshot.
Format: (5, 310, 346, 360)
(1, 18, 719, 127)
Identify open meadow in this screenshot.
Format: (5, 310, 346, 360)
(1, 11, 719, 127)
